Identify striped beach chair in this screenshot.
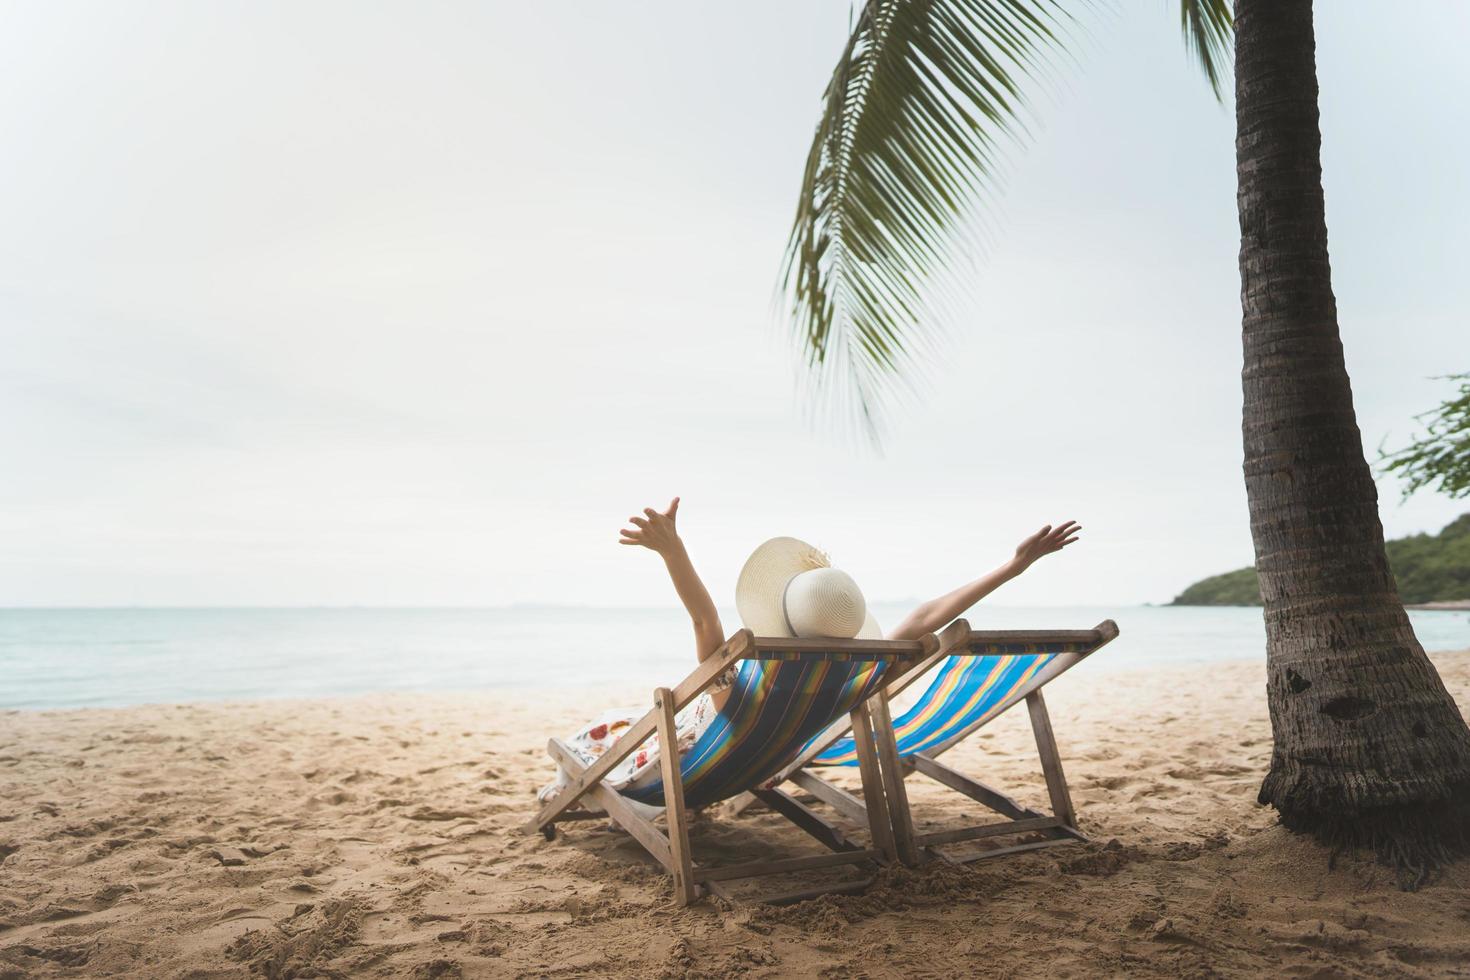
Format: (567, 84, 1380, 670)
(525, 629, 941, 905)
(736, 618, 1119, 866)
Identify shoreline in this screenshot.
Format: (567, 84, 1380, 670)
(2, 652, 1468, 976)
(8, 644, 1470, 717)
(8, 605, 1466, 715)
(1169, 600, 1470, 610)
(0, 655, 1267, 717)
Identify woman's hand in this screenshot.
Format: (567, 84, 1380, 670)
(1010, 520, 1081, 574)
(619, 497, 683, 555)
(889, 519, 1083, 641)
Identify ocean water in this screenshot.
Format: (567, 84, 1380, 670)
(1, 604, 1466, 711)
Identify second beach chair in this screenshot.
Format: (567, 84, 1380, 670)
(734, 618, 1119, 866)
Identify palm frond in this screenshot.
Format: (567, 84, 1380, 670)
(781, 0, 1235, 443)
(1179, 0, 1233, 100)
(781, 0, 1071, 442)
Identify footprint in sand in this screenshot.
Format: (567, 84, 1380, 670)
(404, 806, 476, 822)
(1085, 775, 1134, 790)
(226, 898, 367, 976)
(308, 790, 356, 808)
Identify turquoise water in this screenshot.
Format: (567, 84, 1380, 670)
(1, 604, 1466, 711)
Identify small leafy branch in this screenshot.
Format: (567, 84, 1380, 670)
(1381, 373, 1470, 500)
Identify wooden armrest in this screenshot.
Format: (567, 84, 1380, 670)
(960, 620, 1120, 654)
(746, 635, 938, 661)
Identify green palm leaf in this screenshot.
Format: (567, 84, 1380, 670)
(1180, 0, 1233, 99)
(782, 0, 1232, 441)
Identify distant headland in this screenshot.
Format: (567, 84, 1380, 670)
(1171, 514, 1470, 607)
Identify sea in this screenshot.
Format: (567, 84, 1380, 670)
(2, 604, 1467, 712)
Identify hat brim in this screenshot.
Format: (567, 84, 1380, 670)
(736, 537, 883, 641)
(735, 537, 830, 637)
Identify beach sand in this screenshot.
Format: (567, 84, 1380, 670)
(3, 654, 1470, 979)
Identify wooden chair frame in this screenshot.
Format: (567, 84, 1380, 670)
(524, 628, 941, 905)
(732, 618, 1119, 867)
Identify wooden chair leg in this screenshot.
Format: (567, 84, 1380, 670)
(909, 752, 1038, 821)
(656, 687, 698, 906)
(751, 787, 861, 852)
(547, 739, 677, 869)
(789, 770, 870, 827)
(848, 702, 897, 862)
(1025, 690, 1077, 829)
(869, 691, 919, 866)
(726, 790, 758, 816)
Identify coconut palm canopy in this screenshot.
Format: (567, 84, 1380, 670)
(783, 0, 1232, 439)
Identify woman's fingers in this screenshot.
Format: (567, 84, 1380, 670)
(621, 497, 687, 547)
(1047, 523, 1079, 545)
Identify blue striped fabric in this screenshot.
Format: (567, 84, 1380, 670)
(809, 652, 1057, 767)
(621, 655, 890, 810)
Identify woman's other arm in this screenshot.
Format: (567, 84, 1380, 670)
(888, 521, 1081, 640)
(619, 497, 726, 662)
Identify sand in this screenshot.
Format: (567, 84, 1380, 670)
(3, 653, 1470, 979)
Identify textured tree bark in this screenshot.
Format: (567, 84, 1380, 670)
(1235, 0, 1470, 885)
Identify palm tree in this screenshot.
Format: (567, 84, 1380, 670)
(783, 0, 1470, 883)
(1232, 0, 1470, 886)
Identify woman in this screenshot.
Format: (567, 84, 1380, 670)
(537, 497, 1080, 802)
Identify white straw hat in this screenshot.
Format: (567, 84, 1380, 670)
(735, 537, 882, 640)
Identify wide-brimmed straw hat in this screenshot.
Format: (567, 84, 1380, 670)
(735, 537, 882, 640)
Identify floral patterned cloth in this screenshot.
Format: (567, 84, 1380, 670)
(536, 667, 736, 807)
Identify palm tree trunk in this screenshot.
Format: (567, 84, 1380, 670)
(1235, 0, 1470, 885)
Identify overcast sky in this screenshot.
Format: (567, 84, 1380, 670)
(2, 2, 1465, 609)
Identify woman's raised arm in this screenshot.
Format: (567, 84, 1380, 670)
(888, 521, 1081, 640)
(619, 497, 726, 662)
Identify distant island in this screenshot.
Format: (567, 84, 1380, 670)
(1171, 514, 1470, 607)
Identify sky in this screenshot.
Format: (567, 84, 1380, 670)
(2, 1, 1466, 609)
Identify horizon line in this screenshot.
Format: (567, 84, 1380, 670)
(0, 601, 1165, 612)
